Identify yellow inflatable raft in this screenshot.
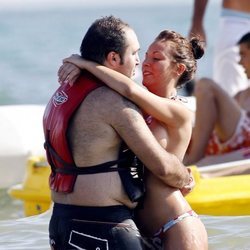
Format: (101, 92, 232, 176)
(8, 156, 51, 216)
(8, 156, 250, 217)
(186, 166, 250, 216)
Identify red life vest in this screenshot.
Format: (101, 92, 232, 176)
(43, 71, 145, 201)
(43, 72, 103, 193)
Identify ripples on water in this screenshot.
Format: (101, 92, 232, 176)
(1, 189, 250, 250)
(203, 216, 250, 250)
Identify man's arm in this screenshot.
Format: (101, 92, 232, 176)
(188, 0, 208, 44)
(107, 90, 190, 189)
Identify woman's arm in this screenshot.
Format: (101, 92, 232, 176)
(61, 55, 191, 127)
(234, 87, 250, 112)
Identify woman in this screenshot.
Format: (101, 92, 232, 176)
(58, 30, 208, 250)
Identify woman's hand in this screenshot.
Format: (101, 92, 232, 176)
(58, 62, 81, 86)
(58, 54, 85, 86)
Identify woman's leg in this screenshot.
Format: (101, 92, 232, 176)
(163, 214, 208, 250)
(184, 78, 242, 165)
(136, 174, 208, 250)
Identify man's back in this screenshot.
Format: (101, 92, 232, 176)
(52, 86, 139, 208)
(68, 86, 121, 167)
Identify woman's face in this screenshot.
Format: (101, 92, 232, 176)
(142, 40, 175, 91)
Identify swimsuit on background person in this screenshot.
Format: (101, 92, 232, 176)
(206, 111, 250, 155)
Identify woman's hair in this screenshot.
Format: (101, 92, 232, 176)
(155, 30, 205, 88)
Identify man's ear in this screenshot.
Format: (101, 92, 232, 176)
(106, 52, 120, 67)
(176, 63, 186, 76)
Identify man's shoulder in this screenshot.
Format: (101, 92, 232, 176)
(91, 86, 141, 110)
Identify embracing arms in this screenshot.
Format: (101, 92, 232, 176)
(97, 89, 192, 189)
(58, 55, 192, 129)
(57, 57, 194, 192)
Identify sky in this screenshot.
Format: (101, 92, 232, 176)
(0, 0, 201, 10)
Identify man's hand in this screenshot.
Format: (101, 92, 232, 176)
(180, 167, 195, 196)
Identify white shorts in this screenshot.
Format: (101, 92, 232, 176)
(213, 8, 250, 96)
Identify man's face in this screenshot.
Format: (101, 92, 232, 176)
(239, 43, 250, 79)
(115, 28, 140, 78)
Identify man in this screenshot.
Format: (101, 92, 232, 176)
(189, 0, 250, 96)
(184, 32, 250, 171)
(43, 16, 190, 250)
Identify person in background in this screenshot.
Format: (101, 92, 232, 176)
(184, 32, 250, 169)
(43, 15, 192, 250)
(188, 0, 250, 96)
(59, 30, 208, 250)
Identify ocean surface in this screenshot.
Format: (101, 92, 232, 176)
(1, 189, 250, 250)
(0, 0, 218, 105)
(1, 0, 250, 249)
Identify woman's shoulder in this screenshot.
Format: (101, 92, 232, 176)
(167, 95, 194, 125)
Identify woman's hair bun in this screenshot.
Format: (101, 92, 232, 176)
(190, 37, 205, 60)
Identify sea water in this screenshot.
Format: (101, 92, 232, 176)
(1, 190, 250, 250)
(1, 0, 250, 249)
(0, 0, 218, 105)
